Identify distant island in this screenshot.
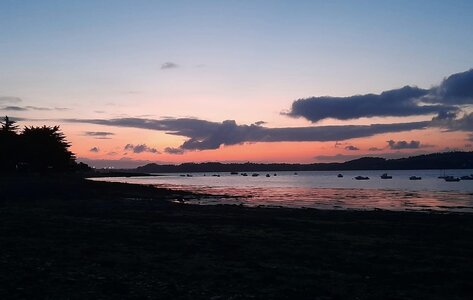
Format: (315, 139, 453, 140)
(131, 151, 473, 173)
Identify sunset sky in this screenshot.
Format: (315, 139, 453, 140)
(1, 0, 473, 168)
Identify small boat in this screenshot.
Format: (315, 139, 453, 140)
(180, 174, 186, 177)
(380, 173, 392, 179)
(294, 172, 298, 175)
(186, 174, 193, 177)
(230, 172, 239, 175)
(252, 173, 259, 177)
(273, 173, 277, 176)
(266, 174, 270, 177)
(355, 176, 369, 180)
(212, 174, 220, 177)
(438, 170, 447, 179)
(444, 176, 460, 182)
(337, 174, 343, 178)
(460, 175, 473, 180)
(409, 176, 422, 180)
(241, 173, 248, 176)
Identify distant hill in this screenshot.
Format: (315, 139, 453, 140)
(132, 151, 473, 173)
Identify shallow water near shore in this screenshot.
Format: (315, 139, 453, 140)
(90, 169, 473, 212)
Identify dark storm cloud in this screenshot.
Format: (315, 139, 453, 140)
(431, 110, 458, 121)
(387, 140, 421, 150)
(449, 112, 473, 131)
(84, 131, 115, 139)
(1, 105, 68, 111)
(124, 144, 159, 154)
(161, 62, 179, 69)
(62, 117, 429, 152)
(170, 120, 429, 150)
(89, 147, 100, 153)
(345, 145, 359, 151)
(1, 106, 27, 111)
(427, 69, 473, 104)
(164, 147, 185, 155)
(433, 112, 473, 131)
(286, 86, 453, 122)
(287, 69, 473, 122)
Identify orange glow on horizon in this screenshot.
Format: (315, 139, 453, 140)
(13, 118, 471, 167)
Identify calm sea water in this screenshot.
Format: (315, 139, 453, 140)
(90, 169, 473, 212)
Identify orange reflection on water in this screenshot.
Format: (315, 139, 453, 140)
(157, 184, 473, 212)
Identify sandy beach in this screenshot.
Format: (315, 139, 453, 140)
(1, 175, 472, 299)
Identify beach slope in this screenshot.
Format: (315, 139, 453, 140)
(1, 176, 472, 299)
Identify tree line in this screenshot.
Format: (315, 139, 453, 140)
(135, 152, 473, 173)
(0, 116, 89, 173)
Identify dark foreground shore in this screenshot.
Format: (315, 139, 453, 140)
(1, 176, 473, 299)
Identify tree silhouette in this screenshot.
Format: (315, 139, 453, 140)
(0, 116, 80, 173)
(1, 116, 19, 134)
(0, 116, 20, 171)
(20, 125, 76, 171)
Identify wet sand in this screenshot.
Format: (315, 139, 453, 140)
(1, 175, 473, 299)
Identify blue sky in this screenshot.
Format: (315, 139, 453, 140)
(3, 1, 472, 98)
(1, 1, 473, 166)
